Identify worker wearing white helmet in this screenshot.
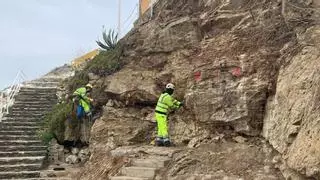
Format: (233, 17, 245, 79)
(73, 83, 94, 117)
(154, 83, 183, 147)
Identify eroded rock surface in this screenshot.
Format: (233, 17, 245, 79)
(77, 0, 320, 179)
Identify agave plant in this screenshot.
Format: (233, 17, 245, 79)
(96, 29, 118, 51)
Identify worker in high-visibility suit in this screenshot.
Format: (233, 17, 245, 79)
(155, 83, 183, 147)
(73, 84, 94, 145)
(73, 84, 94, 116)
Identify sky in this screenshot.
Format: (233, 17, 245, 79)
(0, 0, 139, 89)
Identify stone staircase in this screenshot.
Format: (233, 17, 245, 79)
(0, 80, 59, 179)
(111, 152, 171, 180)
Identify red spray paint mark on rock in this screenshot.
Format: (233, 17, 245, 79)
(232, 67, 242, 77)
(194, 71, 201, 82)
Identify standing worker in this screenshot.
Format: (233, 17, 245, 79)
(155, 83, 183, 147)
(73, 84, 94, 145)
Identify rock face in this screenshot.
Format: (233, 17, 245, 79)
(80, 0, 320, 179)
(94, 0, 296, 145)
(263, 25, 320, 178)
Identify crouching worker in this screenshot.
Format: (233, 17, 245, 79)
(73, 83, 94, 145)
(155, 83, 183, 147)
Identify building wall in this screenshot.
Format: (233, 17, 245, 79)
(72, 49, 99, 69)
(140, 0, 150, 15)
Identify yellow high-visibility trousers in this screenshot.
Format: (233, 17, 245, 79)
(155, 113, 168, 138)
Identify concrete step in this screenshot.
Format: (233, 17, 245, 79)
(0, 134, 39, 141)
(0, 156, 45, 165)
(0, 130, 38, 136)
(0, 121, 39, 126)
(0, 163, 42, 172)
(0, 145, 47, 151)
(0, 150, 46, 157)
(19, 87, 57, 92)
(0, 126, 41, 131)
(14, 101, 55, 106)
(131, 158, 170, 168)
(23, 83, 59, 88)
(14, 97, 57, 102)
(18, 90, 57, 95)
(5, 114, 44, 119)
(12, 103, 53, 107)
(111, 177, 149, 180)
(0, 140, 43, 146)
(11, 107, 53, 112)
(16, 94, 57, 99)
(0, 171, 40, 179)
(6, 112, 45, 116)
(121, 167, 156, 179)
(11, 110, 47, 115)
(2, 117, 42, 122)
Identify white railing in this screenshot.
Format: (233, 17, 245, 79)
(0, 70, 27, 122)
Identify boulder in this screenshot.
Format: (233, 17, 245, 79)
(66, 155, 80, 164)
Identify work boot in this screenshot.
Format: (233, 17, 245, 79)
(163, 138, 171, 147)
(155, 137, 164, 146)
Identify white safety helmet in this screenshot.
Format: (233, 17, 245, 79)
(86, 83, 93, 89)
(166, 83, 175, 90)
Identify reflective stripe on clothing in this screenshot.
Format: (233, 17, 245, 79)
(155, 93, 181, 114)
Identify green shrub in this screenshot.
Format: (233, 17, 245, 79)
(65, 46, 124, 93)
(38, 102, 73, 144)
(84, 48, 124, 76)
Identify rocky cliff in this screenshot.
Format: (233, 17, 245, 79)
(75, 0, 320, 179)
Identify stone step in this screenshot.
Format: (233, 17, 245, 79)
(0, 145, 47, 151)
(0, 150, 46, 157)
(121, 167, 156, 179)
(16, 94, 57, 99)
(2, 116, 42, 121)
(0, 134, 39, 141)
(0, 171, 40, 179)
(15, 97, 57, 102)
(0, 156, 45, 165)
(0, 131, 37, 136)
(0, 121, 39, 126)
(131, 158, 170, 168)
(14, 97, 57, 102)
(17, 93, 57, 97)
(0, 126, 41, 131)
(23, 83, 59, 88)
(11, 107, 53, 111)
(20, 87, 57, 92)
(0, 163, 42, 172)
(0, 140, 43, 146)
(14, 101, 55, 106)
(5, 114, 44, 118)
(11, 110, 47, 115)
(18, 91, 57, 95)
(111, 176, 149, 180)
(1, 120, 41, 124)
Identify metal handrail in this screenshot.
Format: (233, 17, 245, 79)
(0, 70, 26, 122)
